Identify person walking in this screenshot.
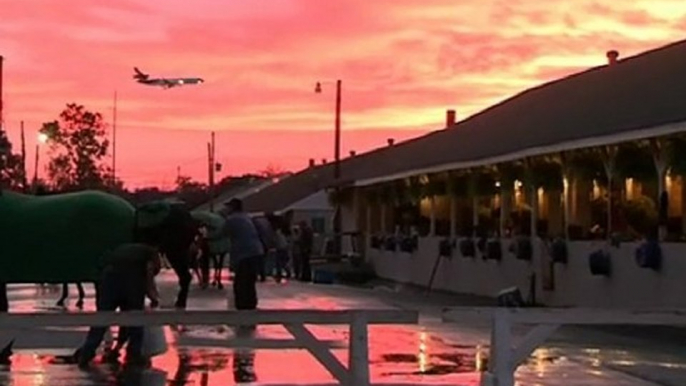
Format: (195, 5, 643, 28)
(72, 239, 162, 368)
(270, 216, 291, 283)
(222, 199, 264, 311)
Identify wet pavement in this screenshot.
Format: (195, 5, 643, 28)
(0, 272, 685, 385)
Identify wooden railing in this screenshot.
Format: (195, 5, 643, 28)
(0, 309, 418, 386)
(442, 307, 686, 386)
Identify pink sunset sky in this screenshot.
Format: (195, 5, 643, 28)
(1, 0, 685, 189)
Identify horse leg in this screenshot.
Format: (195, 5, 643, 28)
(216, 254, 225, 289)
(76, 283, 85, 309)
(0, 283, 8, 312)
(56, 283, 68, 307)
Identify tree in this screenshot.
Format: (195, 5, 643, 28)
(259, 163, 286, 178)
(175, 174, 209, 208)
(40, 103, 113, 191)
(0, 127, 24, 190)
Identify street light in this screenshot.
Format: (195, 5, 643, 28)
(315, 79, 343, 257)
(34, 132, 49, 185)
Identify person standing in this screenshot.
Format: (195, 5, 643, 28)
(222, 199, 264, 310)
(252, 214, 277, 282)
(298, 220, 314, 282)
(270, 216, 291, 283)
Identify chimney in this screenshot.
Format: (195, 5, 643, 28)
(387, 138, 395, 147)
(349, 150, 356, 157)
(308, 158, 315, 168)
(606, 50, 619, 66)
(446, 109, 456, 127)
(321, 158, 327, 164)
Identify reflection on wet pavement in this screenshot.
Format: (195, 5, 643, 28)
(2, 273, 686, 385)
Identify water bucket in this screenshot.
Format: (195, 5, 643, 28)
(141, 326, 168, 357)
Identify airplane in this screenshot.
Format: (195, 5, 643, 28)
(133, 67, 204, 89)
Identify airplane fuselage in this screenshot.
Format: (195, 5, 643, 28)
(133, 68, 204, 89)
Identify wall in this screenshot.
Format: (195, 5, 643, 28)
(368, 236, 686, 308)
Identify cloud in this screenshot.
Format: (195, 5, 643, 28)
(1, 0, 685, 187)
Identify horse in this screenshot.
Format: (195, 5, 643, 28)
(0, 190, 199, 311)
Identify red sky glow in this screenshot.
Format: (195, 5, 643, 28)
(1, 0, 685, 188)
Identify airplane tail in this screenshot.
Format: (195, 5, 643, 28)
(133, 67, 148, 80)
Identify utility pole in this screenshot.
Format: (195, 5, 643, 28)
(333, 79, 343, 258)
(20, 121, 27, 190)
(112, 91, 118, 183)
(0, 55, 4, 130)
(207, 131, 216, 211)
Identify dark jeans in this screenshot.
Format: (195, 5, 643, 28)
(274, 249, 291, 282)
(257, 255, 267, 282)
(165, 249, 192, 308)
(79, 270, 146, 361)
(233, 257, 258, 310)
(299, 251, 312, 282)
(199, 253, 210, 287)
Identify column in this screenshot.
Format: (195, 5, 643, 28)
(652, 139, 668, 241)
(429, 196, 436, 236)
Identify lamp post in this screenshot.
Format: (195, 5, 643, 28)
(315, 79, 343, 257)
(34, 132, 48, 184)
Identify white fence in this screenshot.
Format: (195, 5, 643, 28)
(0, 309, 418, 386)
(442, 307, 686, 386)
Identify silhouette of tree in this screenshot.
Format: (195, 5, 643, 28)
(175, 174, 209, 208)
(259, 163, 286, 178)
(0, 127, 24, 190)
(40, 103, 113, 191)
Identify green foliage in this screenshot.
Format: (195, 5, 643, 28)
(614, 142, 655, 182)
(564, 149, 605, 181)
(40, 103, 113, 191)
(0, 128, 24, 190)
(175, 175, 209, 208)
(622, 195, 658, 236)
(528, 159, 563, 190)
(496, 162, 524, 189)
(666, 137, 686, 176)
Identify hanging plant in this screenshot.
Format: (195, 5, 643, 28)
(666, 136, 686, 176)
(474, 169, 498, 196)
(614, 142, 655, 183)
(564, 149, 605, 181)
(449, 174, 470, 198)
(407, 176, 423, 203)
(426, 178, 447, 196)
(392, 179, 410, 205)
(529, 159, 563, 191)
(496, 162, 524, 191)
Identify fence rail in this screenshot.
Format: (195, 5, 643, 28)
(0, 308, 418, 386)
(442, 307, 686, 386)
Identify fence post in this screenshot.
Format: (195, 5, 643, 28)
(348, 313, 370, 386)
(490, 309, 514, 386)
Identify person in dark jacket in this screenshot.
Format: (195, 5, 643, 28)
(222, 199, 264, 310)
(72, 240, 161, 368)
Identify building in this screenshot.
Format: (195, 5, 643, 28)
(331, 39, 686, 308)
